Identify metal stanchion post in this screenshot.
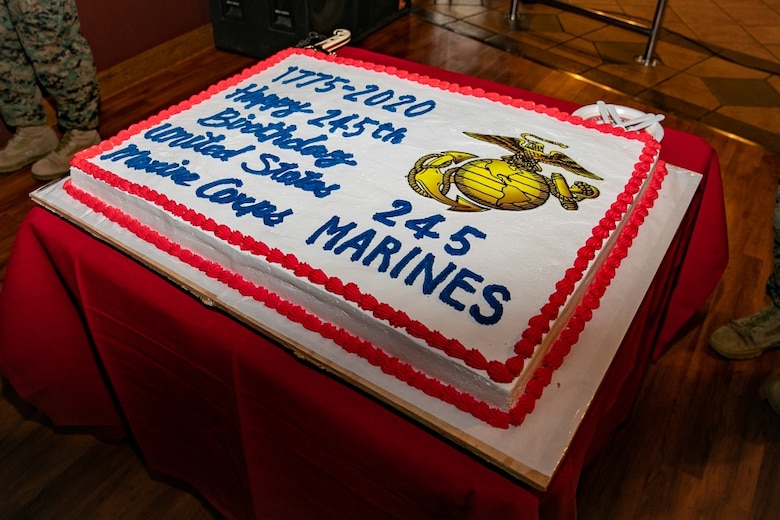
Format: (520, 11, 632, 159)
(636, 0, 668, 66)
(509, 0, 669, 66)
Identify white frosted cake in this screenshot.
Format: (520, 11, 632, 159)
(63, 48, 665, 428)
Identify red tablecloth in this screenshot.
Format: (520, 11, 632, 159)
(0, 48, 727, 519)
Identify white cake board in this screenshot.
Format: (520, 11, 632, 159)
(31, 164, 700, 490)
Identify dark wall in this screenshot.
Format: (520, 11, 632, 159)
(75, 0, 212, 71)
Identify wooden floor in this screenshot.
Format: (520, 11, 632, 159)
(2, 17, 780, 519)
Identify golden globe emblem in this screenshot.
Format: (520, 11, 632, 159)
(407, 133, 601, 212)
(453, 159, 550, 211)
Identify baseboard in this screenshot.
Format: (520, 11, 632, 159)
(97, 24, 216, 100)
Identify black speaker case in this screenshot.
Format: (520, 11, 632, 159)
(208, 0, 410, 58)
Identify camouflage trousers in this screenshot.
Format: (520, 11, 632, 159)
(766, 182, 780, 307)
(0, 0, 99, 130)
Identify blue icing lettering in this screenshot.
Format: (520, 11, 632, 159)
(440, 268, 482, 312)
(470, 284, 510, 326)
(306, 215, 510, 325)
(333, 228, 377, 261)
(403, 253, 457, 296)
(195, 178, 292, 226)
(389, 246, 422, 279)
(100, 144, 200, 186)
(225, 83, 314, 118)
(305, 215, 358, 249)
(361, 235, 403, 272)
(197, 108, 356, 168)
(241, 153, 340, 198)
(439, 268, 511, 324)
(144, 123, 256, 161)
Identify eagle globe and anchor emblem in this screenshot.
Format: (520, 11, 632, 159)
(407, 132, 602, 212)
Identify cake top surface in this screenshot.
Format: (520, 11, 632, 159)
(75, 48, 659, 383)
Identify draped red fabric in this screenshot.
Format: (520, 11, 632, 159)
(0, 48, 727, 519)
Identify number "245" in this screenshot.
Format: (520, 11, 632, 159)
(373, 199, 487, 256)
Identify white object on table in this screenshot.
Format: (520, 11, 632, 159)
(574, 102, 665, 141)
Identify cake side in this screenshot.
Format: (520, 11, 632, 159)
(65, 159, 524, 410)
(63, 156, 668, 427)
(65, 48, 664, 427)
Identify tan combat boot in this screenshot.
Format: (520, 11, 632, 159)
(32, 128, 101, 181)
(762, 375, 780, 416)
(0, 125, 59, 173)
(710, 304, 780, 359)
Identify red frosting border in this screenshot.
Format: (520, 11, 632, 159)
(68, 48, 667, 428)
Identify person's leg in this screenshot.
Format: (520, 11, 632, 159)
(760, 187, 780, 416)
(710, 182, 780, 359)
(765, 183, 780, 308)
(0, 0, 48, 127)
(6, 0, 100, 179)
(6, 0, 99, 131)
(761, 374, 780, 416)
(0, 0, 58, 172)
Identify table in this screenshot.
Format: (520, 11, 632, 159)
(0, 48, 727, 519)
